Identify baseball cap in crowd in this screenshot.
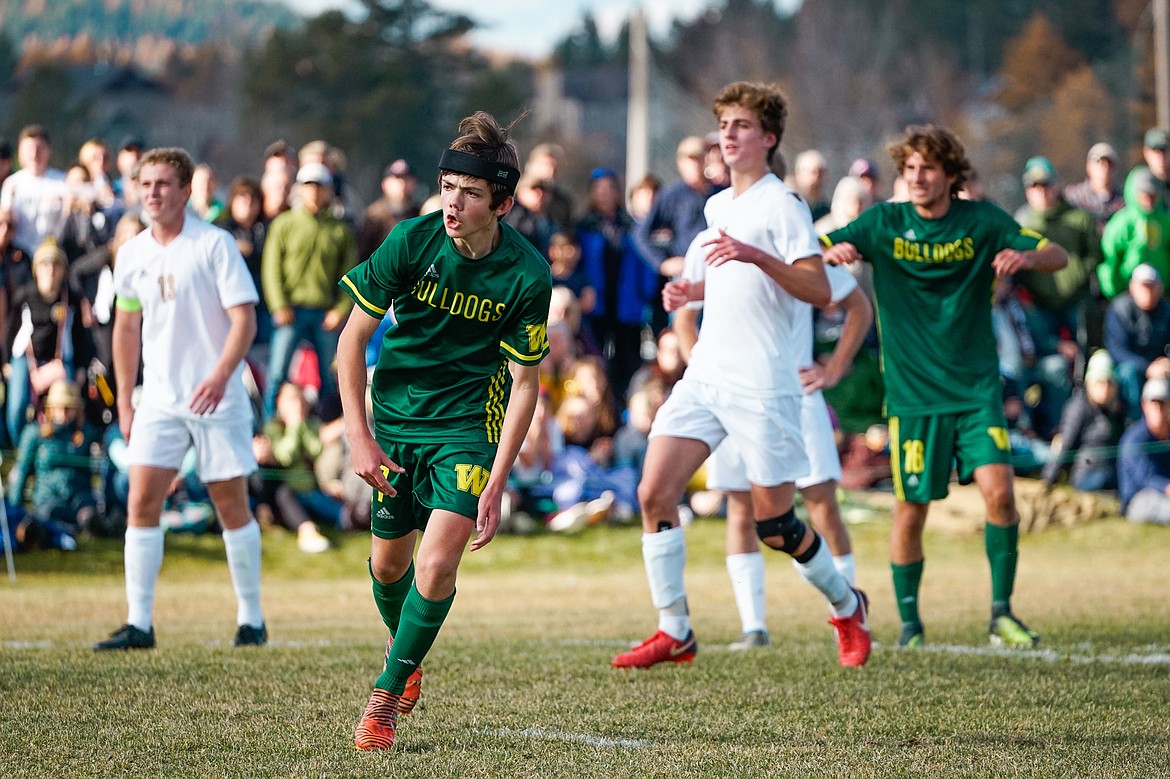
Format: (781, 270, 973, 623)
(383, 158, 414, 179)
(1142, 377, 1170, 402)
(590, 167, 618, 182)
(849, 157, 878, 180)
(1144, 127, 1170, 151)
(296, 162, 333, 186)
(1087, 142, 1118, 164)
(1132, 263, 1161, 285)
(676, 136, 705, 160)
(119, 135, 145, 153)
(33, 241, 67, 270)
(1022, 156, 1056, 186)
(1134, 168, 1161, 196)
(1083, 349, 1116, 384)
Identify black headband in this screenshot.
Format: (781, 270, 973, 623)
(438, 149, 520, 193)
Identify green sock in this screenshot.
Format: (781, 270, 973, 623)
(375, 583, 454, 694)
(891, 559, 924, 628)
(370, 559, 414, 637)
(985, 522, 1018, 616)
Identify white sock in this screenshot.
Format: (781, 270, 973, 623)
(792, 539, 857, 617)
(832, 553, 857, 587)
(222, 520, 264, 627)
(124, 525, 165, 631)
(642, 528, 690, 640)
(725, 552, 767, 633)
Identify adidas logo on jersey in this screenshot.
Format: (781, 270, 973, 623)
(376, 507, 392, 520)
(424, 263, 440, 280)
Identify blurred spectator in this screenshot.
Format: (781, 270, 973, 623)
(7, 379, 96, 531)
(4, 241, 93, 443)
(253, 382, 341, 553)
(791, 149, 830, 221)
(57, 163, 108, 263)
(189, 163, 223, 223)
(1099, 167, 1170, 298)
(1063, 142, 1124, 235)
(112, 136, 143, 204)
(1013, 155, 1101, 419)
(577, 167, 658, 400)
(70, 213, 146, 382)
(838, 423, 892, 491)
(1141, 127, 1169, 192)
(634, 136, 717, 281)
(261, 140, 296, 222)
(628, 173, 662, 224)
(358, 159, 421, 260)
(0, 125, 67, 257)
(78, 138, 116, 211)
(815, 175, 876, 303)
(216, 176, 269, 350)
(523, 143, 574, 230)
(0, 210, 31, 375)
(628, 327, 685, 400)
(613, 380, 665, 472)
(1041, 349, 1126, 492)
(849, 157, 881, 203)
(548, 233, 596, 317)
(504, 174, 557, 257)
(1117, 376, 1170, 524)
(261, 162, 357, 419)
(1104, 263, 1170, 416)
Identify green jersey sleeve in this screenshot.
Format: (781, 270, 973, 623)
(338, 222, 413, 318)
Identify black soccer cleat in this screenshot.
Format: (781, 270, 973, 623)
(94, 623, 156, 651)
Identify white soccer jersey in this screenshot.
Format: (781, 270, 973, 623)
(681, 173, 823, 396)
(114, 216, 258, 421)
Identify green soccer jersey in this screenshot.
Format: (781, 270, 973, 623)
(340, 211, 552, 444)
(823, 199, 1048, 416)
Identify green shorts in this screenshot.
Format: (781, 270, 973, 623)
(370, 440, 498, 539)
(888, 403, 1011, 503)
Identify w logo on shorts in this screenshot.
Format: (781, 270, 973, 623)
(454, 464, 490, 496)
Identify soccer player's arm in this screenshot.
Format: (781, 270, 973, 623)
(111, 255, 143, 441)
(190, 235, 259, 416)
(807, 285, 873, 392)
(670, 230, 708, 362)
(992, 221, 1068, 276)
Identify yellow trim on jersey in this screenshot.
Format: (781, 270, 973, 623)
(889, 415, 905, 501)
(339, 276, 388, 316)
(483, 361, 508, 443)
(818, 234, 835, 248)
(499, 340, 543, 364)
(115, 296, 142, 313)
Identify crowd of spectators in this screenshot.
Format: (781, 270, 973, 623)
(4, 120, 1170, 553)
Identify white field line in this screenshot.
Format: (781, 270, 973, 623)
(487, 726, 654, 749)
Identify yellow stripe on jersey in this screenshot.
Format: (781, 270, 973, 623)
(500, 339, 544, 364)
(339, 276, 388, 316)
(889, 415, 904, 502)
(483, 361, 508, 443)
(115, 296, 142, 313)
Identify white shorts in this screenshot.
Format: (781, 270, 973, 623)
(126, 404, 257, 482)
(707, 390, 841, 491)
(650, 377, 807, 487)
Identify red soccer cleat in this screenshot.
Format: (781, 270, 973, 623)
(829, 588, 872, 667)
(354, 689, 400, 751)
(611, 630, 697, 668)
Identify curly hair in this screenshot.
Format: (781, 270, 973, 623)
(888, 124, 970, 199)
(711, 82, 788, 165)
(136, 147, 195, 188)
(445, 111, 526, 208)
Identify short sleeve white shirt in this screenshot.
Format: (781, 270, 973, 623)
(0, 167, 67, 255)
(113, 216, 259, 421)
(681, 173, 822, 396)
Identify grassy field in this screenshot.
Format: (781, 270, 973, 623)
(2, 506, 1169, 778)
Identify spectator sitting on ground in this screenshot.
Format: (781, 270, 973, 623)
(1041, 349, 1127, 492)
(1117, 376, 1170, 525)
(1103, 263, 1170, 416)
(6, 380, 96, 549)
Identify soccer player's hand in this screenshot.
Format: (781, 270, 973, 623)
(323, 309, 347, 331)
(189, 373, 229, 415)
(350, 435, 402, 497)
(822, 242, 861, 266)
(799, 361, 845, 392)
(471, 482, 504, 552)
(703, 229, 760, 267)
(661, 279, 692, 312)
(992, 248, 1029, 276)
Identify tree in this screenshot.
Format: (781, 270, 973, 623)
(997, 12, 1086, 110)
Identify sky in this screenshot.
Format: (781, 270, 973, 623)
(275, 0, 802, 60)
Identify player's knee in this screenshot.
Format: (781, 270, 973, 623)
(755, 508, 806, 553)
(637, 481, 678, 526)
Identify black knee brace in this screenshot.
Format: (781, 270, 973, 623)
(755, 508, 806, 553)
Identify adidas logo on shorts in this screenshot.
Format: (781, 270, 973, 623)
(376, 507, 392, 520)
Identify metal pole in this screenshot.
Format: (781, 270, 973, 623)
(626, 7, 649, 195)
(1156, 0, 1170, 128)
